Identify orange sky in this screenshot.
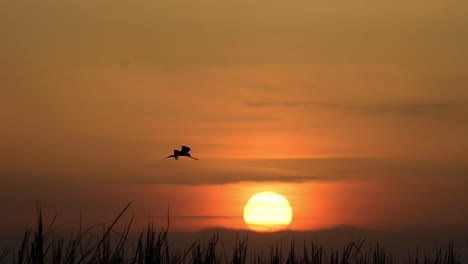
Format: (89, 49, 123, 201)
(1, 0, 468, 233)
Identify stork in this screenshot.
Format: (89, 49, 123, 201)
(165, 145, 199, 160)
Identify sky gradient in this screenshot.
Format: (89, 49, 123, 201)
(1, 0, 468, 235)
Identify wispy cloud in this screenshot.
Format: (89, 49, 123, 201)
(245, 100, 466, 116)
(157, 215, 238, 220)
(72, 158, 468, 185)
(245, 101, 338, 108)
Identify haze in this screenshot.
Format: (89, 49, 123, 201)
(1, 0, 468, 249)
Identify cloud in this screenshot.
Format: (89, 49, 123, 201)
(245, 101, 334, 108)
(67, 158, 468, 185)
(199, 114, 279, 124)
(245, 100, 466, 116)
(159, 215, 238, 220)
(103, 169, 343, 186)
(2, 154, 468, 186)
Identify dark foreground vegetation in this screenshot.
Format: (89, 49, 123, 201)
(1, 203, 467, 264)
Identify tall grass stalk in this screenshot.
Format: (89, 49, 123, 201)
(2, 204, 467, 264)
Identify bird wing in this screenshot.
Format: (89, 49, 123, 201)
(181, 146, 191, 154)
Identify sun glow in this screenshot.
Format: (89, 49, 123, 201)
(243, 191, 293, 232)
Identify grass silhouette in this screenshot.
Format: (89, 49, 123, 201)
(1, 203, 466, 264)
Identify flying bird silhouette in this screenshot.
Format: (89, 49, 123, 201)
(165, 145, 199, 160)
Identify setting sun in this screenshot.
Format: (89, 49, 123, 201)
(243, 191, 293, 232)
